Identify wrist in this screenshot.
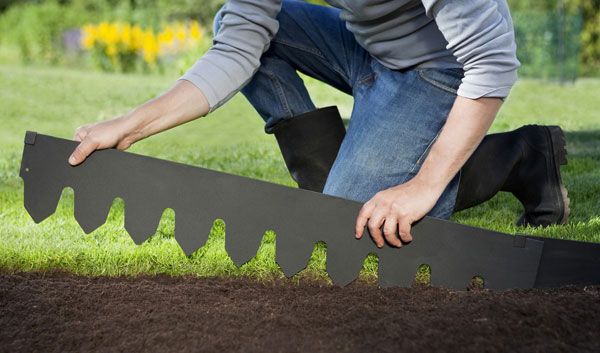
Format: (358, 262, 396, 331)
(119, 110, 153, 144)
(119, 105, 159, 144)
(410, 171, 449, 198)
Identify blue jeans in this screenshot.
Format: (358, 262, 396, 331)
(214, 0, 464, 219)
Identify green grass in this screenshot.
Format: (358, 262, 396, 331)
(1, 64, 599, 283)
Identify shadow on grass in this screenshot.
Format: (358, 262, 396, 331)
(565, 130, 600, 159)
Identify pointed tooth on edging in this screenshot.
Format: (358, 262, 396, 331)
(224, 218, 269, 267)
(174, 212, 215, 256)
(326, 243, 370, 287)
(74, 187, 114, 234)
(275, 230, 315, 278)
(123, 198, 165, 245)
(22, 179, 63, 224)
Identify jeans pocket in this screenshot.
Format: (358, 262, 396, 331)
(417, 68, 464, 95)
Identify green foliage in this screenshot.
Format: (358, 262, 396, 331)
(512, 10, 582, 80)
(0, 0, 99, 63)
(150, 0, 225, 25)
(576, 0, 600, 75)
(1, 0, 597, 76)
(1, 64, 599, 280)
(0, 0, 222, 66)
(510, 0, 599, 76)
(0, 0, 23, 13)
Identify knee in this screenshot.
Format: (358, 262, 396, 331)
(323, 165, 381, 203)
(323, 151, 417, 203)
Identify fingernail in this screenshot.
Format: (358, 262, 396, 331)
(68, 155, 76, 165)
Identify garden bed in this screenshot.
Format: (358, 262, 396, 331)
(1, 272, 599, 353)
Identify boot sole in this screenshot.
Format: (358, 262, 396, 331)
(546, 126, 570, 225)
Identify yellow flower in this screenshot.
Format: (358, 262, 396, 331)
(96, 22, 118, 47)
(81, 24, 97, 49)
(105, 44, 117, 57)
(175, 23, 187, 42)
(190, 21, 203, 41)
(158, 26, 175, 45)
(119, 23, 133, 50)
(142, 30, 159, 64)
(80, 20, 207, 69)
(131, 25, 144, 51)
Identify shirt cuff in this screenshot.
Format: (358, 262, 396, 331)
(457, 69, 519, 99)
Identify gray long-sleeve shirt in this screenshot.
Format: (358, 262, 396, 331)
(181, 0, 520, 111)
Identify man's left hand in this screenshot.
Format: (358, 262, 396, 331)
(354, 178, 441, 248)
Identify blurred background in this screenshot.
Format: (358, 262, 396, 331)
(0, 0, 598, 79)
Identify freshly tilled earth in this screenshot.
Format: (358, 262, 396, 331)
(1, 272, 599, 353)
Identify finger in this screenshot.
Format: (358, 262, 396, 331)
(69, 138, 99, 166)
(398, 218, 413, 244)
(382, 217, 402, 248)
(355, 202, 375, 239)
(116, 139, 131, 151)
(367, 212, 386, 248)
(73, 127, 88, 142)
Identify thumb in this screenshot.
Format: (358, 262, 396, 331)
(69, 138, 98, 166)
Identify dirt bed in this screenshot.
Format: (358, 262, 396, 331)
(1, 272, 599, 353)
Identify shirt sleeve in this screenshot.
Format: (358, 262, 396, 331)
(422, 0, 521, 99)
(179, 0, 282, 112)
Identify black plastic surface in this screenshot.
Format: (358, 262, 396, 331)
(531, 236, 600, 288)
(19, 132, 551, 289)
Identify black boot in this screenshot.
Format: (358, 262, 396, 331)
(271, 106, 346, 193)
(454, 125, 570, 227)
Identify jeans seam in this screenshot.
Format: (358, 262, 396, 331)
(267, 71, 292, 118)
(409, 131, 441, 175)
(273, 38, 351, 87)
(273, 38, 323, 57)
(417, 70, 459, 95)
(357, 71, 377, 85)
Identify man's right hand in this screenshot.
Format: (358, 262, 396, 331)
(68, 80, 211, 166)
(69, 116, 138, 166)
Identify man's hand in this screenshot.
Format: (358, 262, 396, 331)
(68, 80, 210, 166)
(354, 177, 441, 248)
(354, 96, 503, 248)
(69, 117, 137, 165)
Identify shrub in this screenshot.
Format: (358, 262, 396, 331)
(513, 9, 582, 80)
(0, 0, 219, 66)
(0, 0, 99, 63)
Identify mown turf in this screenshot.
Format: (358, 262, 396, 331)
(0, 64, 599, 283)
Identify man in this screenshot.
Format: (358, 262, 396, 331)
(69, 0, 569, 248)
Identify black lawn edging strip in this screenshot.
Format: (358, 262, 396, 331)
(19, 132, 600, 289)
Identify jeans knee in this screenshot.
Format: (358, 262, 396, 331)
(212, 4, 227, 35)
(322, 166, 378, 203)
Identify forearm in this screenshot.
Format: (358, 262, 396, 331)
(122, 80, 210, 144)
(413, 96, 503, 195)
(355, 96, 503, 246)
(69, 80, 210, 165)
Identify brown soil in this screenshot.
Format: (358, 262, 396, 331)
(1, 272, 599, 353)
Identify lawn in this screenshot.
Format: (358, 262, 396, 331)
(1, 63, 599, 282)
